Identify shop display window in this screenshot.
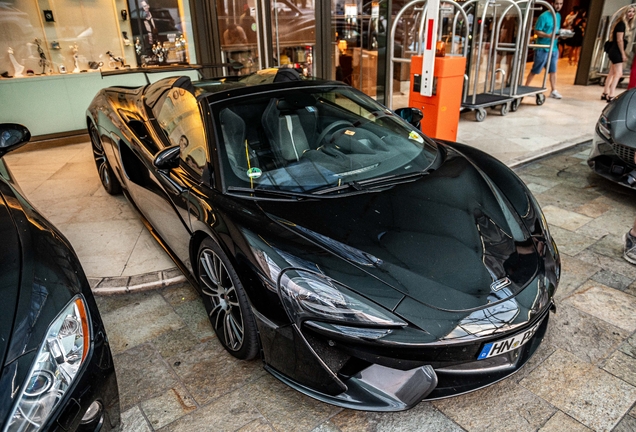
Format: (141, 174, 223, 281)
(0, 0, 192, 78)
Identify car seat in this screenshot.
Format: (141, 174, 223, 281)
(220, 108, 255, 177)
(261, 97, 317, 165)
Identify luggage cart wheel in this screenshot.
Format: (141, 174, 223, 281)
(511, 99, 520, 112)
(475, 108, 487, 122)
(536, 94, 546, 106)
(500, 103, 509, 116)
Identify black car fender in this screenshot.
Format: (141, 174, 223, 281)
(441, 140, 560, 288)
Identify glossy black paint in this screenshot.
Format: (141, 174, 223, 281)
(0, 125, 120, 430)
(86, 76, 559, 411)
(588, 88, 636, 189)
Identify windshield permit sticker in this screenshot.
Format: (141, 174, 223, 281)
(247, 167, 262, 179)
(306, 106, 316, 113)
(345, 130, 356, 136)
(409, 131, 424, 143)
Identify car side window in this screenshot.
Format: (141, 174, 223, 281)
(155, 89, 208, 176)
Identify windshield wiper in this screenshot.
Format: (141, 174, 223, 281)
(227, 186, 316, 200)
(312, 171, 429, 195)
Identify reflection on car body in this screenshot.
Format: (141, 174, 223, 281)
(86, 68, 559, 411)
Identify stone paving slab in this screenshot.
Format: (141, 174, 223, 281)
(93, 142, 636, 431)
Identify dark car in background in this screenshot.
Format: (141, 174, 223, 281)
(588, 88, 636, 188)
(86, 69, 559, 411)
(0, 125, 120, 431)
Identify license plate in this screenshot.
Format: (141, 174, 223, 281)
(477, 323, 540, 360)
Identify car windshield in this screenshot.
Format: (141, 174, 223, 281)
(211, 86, 438, 193)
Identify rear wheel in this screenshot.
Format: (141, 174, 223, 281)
(89, 123, 121, 195)
(500, 103, 509, 116)
(510, 98, 521, 112)
(197, 238, 259, 360)
(475, 108, 487, 122)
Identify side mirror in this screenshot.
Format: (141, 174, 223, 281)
(0, 124, 31, 158)
(154, 145, 180, 170)
(394, 108, 423, 129)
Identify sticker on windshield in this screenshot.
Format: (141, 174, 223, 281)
(247, 167, 262, 179)
(409, 131, 424, 143)
(345, 130, 356, 136)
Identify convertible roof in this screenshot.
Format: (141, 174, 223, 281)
(143, 68, 346, 106)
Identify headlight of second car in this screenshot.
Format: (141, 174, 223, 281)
(4, 296, 90, 432)
(278, 269, 406, 329)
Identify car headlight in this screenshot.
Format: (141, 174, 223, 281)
(278, 269, 406, 328)
(597, 114, 611, 140)
(4, 296, 90, 432)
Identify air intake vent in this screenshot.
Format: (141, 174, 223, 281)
(611, 142, 636, 167)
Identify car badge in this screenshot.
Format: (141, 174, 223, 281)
(247, 167, 262, 179)
(491, 277, 511, 292)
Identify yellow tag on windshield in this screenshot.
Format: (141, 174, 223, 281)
(345, 130, 356, 136)
(409, 131, 424, 143)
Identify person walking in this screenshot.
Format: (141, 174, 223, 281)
(567, 11, 586, 65)
(560, 7, 578, 58)
(525, 0, 564, 99)
(603, 5, 635, 102)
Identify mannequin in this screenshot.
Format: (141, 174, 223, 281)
(71, 44, 80, 73)
(8, 47, 24, 77)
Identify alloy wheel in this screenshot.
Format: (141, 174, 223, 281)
(199, 248, 245, 352)
(89, 123, 121, 195)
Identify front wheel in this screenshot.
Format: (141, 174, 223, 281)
(536, 93, 546, 106)
(500, 103, 509, 116)
(475, 108, 487, 122)
(89, 123, 121, 195)
(197, 238, 259, 360)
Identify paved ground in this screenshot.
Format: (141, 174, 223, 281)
(96, 141, 636, 432)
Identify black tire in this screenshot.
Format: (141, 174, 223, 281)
(475, 108, 487, 122)
(536, 93, 546, 106)
(89, 122, 122, 195)
(197, 238, 259, 360)
(510, 98, 521, 112)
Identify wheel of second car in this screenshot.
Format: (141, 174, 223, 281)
(510, 98, 521, 112)
(89, 123, 122, 195)
(500, 103, 509, 116)
(536, 93, 546, 106)
(197, 238, 259, 360)
(475, 108, 487, 122)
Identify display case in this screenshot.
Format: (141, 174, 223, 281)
(0, 0, 196, 78)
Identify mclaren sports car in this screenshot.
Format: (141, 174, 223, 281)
(86, 68, 560, 411)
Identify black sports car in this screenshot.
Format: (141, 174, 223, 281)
(86, 68, 559, 411)
(588, 88, 636, 187)
(0, 125, 120, 430)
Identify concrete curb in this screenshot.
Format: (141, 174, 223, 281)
(89, 267, 187, 296)
(508, 135, 591, 168)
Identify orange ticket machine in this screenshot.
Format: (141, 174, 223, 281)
(408, 55, 466, 142)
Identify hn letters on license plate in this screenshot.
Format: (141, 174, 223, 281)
(477, 323, 539, 360)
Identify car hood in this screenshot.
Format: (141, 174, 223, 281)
(257, 148, 540, 316)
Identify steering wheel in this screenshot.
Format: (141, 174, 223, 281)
(315, 120, 354, 148)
